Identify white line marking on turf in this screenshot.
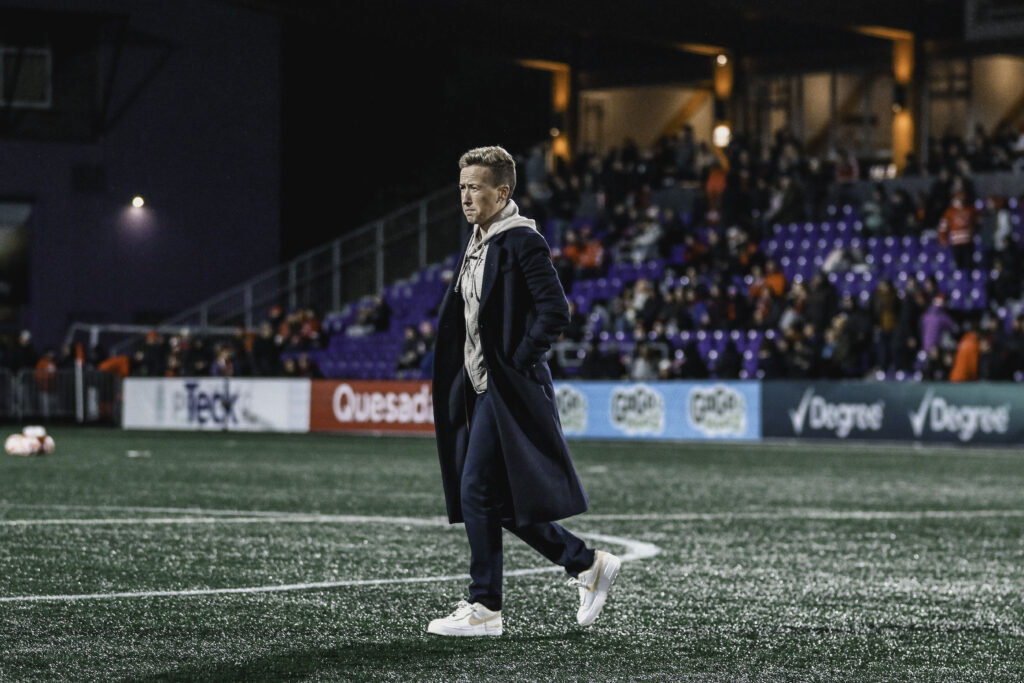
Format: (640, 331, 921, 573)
(4, 503, 1020, 603)
(585, 509, 1024, 521)
(7, 502, 1024, 523)
(0, 515, 446, 527)
(0, 510, 659, 603)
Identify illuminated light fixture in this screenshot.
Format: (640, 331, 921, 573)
(712, 123, 731, 148)
(716, 54, 728, 66)
(550, 127, 561, 138)
(131, 196, 145, 209)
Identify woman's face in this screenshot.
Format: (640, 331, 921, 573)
(459, 165, 508, 227)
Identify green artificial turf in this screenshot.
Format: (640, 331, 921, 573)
(1, 429, 1022, 681)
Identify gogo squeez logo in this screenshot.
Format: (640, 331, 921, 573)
(908, 389, 1010, 441)
(788, 388, 884, 438)
(610, 384, 665, 436)
(688, 384, 747, 437)
(555, 385, 588, 434)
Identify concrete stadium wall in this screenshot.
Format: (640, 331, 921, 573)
(0, 0, 280, 348)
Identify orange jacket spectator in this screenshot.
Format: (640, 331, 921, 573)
(99, 355, 131, 378)
(950, 331, 979, 382)
(34, 353, 57, 392)
(938, 197, 976, 246)
(577, 239, 604, 270)
(764, 271, 786, 297)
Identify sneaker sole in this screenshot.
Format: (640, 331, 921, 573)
(427, 622, 503, 637)
(578, 553, 622, 627)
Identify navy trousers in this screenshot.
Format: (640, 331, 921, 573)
(461, 390, 594, 611)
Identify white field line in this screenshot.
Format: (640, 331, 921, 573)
(0, 515, 444, 528)
(584, 509, 1024, 521)
(6, 503, 1023, 524)
(2, 503, 1019, 603)
(0, 512, 658, 603)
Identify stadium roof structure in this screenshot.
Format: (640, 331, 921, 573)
(215, 0, 972, 87)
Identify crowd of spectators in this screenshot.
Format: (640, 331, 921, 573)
(515, 125, 1024, 382)
(70, 305, 334, 380)
(23, 124, 1024, 385)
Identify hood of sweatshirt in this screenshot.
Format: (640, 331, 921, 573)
(455, 199, 537, 292)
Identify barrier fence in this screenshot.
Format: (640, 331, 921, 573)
(0, 369, 121, 423)
(121, 377, 1024, 447)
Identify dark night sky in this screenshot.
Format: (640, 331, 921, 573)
(278, 5, 553, 258)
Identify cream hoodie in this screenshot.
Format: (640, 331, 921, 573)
(455, 199, 538, 393)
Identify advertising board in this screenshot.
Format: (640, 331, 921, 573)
(308, 379, 435, 434)
(762, 381, 1024, 444)
(123, 378, 311, 432)
(554, 381, 761, 441)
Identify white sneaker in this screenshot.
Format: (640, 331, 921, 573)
(568, 550, 621, 627)
(427, 600, 503, 636)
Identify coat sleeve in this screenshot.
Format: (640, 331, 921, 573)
(511, 229, 570, 369)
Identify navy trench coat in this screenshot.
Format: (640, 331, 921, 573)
(432, 225, 589, 528)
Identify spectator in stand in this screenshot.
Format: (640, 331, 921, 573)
(300, 309, 323, 347)
(563, 300, 587, 343)
(34, 349, 58, 415)
(553, 228, 582, 290)
(861, 183, 891, 236)
(919, 295, 957, 353)
(346, 296, 391, 337)
(136, 331, 166, 377)
(1004, 314, 1024, 378)
(397, 325, 424, 374)
(976, 328, 1008, 380)
(210, 346, 234, 376)
(678, 340, 709, 379)
(660, 286, 693, 333)
(987, 254, 1022, 304)
(894, 282, 925, 372)
(786, 324, 818, 378)
(870, 279, 899, 373)
(888, 189, 920, 235)
(252, 321, 282, 376)
(296, 353, 323, 379)
(564, 225, 604, 280)
(184, 335, 211, 376)
(370, 295, 391, 333)
(938, 190, 978, 270)
(674, 125, 697, 181)
(627, 212, 662, 264)
(657, 207, 688, 257)
(728, 227, 763, 275)
(757, 337, 785, 379)
(923, 166, 952, 225)
(763, 173, 805, 226)
(820, 315, 854, 378)
(9, 330, 37, 371)
(417, 320, 436, 376)
(715, 338, 743, 379)
(950, 323, 980, 382)
(777, 281, 808, 334)
(921, 346, 950, 381)
(629, 343, 659, 380)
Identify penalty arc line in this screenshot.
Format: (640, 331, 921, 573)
(0, 516, 660, 603)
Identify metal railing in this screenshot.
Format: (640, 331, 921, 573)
(104, 187, 465, 356)
(0, 369, 121, 423)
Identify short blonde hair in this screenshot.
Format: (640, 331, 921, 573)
(458, 146, 516, 195)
